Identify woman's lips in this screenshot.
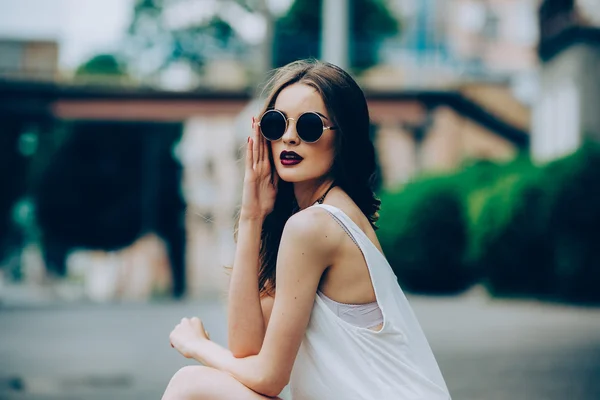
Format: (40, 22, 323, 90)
(280, 151, 303, 166)
(281, 158, 302, 166)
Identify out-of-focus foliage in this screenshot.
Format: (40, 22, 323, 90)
(83, 0, 400, 83)
(378, 177, 472, 294)
(75, 54, 130, 85)
(0, 118, 188, 295)
(462, 158, 553, 297)
(378, 142, 600, 303)
(274, 0, 400, 70)
(32, 122, 188, 297)
(125, 0, 248, 76)
(0, 121, 29, 261)
(76, 54, 128, 77)
(35, 122, 183, 251)
(542, 144, 600, 302)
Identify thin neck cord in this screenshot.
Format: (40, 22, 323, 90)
(314, 182, 336, 205)
(292, 182, 336, 214)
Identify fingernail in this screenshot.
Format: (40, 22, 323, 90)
(247, 136, 250, 143)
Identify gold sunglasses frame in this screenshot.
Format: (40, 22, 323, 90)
(257, 109, 336, 143)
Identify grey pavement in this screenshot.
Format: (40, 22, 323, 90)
(1, 289, 600, 399)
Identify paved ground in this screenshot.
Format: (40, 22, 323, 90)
(1, 290, 600, 399)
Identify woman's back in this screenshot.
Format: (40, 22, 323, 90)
(316, 192, 384, 308)
(287, 204, 451, 400)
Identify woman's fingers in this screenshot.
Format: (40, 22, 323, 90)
(190, 317, 203, 330)
(248, 116, 273, 177)
(256, 118, 264, 163)
(252, 118, 260, 169)
(263, 132, 272, 168)
(245, 136, 253, 172)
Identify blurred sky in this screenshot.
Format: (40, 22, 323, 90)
(0, 0, 294, 72)
(0, 0, 135, 70)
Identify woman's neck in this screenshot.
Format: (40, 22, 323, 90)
(293, 178, 335, 210)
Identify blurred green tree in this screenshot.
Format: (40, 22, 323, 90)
(75, 54, 128, 77)
(378, 177, 474, 294)
(34, 122, 188, 297)
(0, 116, 58, 279)
(274, 0, 400, 71)
(0, 121, 29, 265)
(377, 142, 600, 304)
(74, 54, 130, 85)
(542, 143, 600, 303)
(124, 0, 257, 79)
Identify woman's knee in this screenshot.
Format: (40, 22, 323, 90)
(163, 365, 217, 400)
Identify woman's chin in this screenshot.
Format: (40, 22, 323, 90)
(276, 169, 312, 184)
(278, 174, 304, 183)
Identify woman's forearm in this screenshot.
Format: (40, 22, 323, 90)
(227, 217, 266, 357)
(190, 339, 284, 398)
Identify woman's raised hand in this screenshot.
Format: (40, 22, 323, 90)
(240, 117, 279, 221)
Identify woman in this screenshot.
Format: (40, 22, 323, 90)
(164, 59, 451, 399)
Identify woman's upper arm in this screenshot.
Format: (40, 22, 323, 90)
(256, 209, 341, 390)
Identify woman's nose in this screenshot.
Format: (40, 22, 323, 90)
(281, 119, 299, 145)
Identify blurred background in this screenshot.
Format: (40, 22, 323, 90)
(1, 0, 600, 399)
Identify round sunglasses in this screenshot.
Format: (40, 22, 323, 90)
(258, 109, 337, 143)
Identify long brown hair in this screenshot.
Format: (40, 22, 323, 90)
(238, 59, 380, 297)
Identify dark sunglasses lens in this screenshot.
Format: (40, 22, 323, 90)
(297, 113, 324, 142)
(260, 111, 286, 141)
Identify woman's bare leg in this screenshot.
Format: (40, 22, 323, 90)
(162, 365, 282, 400)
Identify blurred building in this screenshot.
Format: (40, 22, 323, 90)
(532, 0, 600, 162)
(0, 77, 528, 299)
(0, 0, 534, 299)
(384, 0, 539, 104)
(0, 80, 248, 300)
(54, 87, 248, 299)
(363, 0, 536, 190)
(446, 0, 539, 76)
(369, 87, 529, 189)
(366, 0, 534, 187)
(0, 39, 59, 81)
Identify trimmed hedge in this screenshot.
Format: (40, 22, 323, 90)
(378, 177, 473, 294)
(377, 142, 600, 303)
(464, 161, 554, 298)
(542, 144, 600, 302)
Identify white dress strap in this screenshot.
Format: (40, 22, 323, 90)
(310, 203, 398, 317)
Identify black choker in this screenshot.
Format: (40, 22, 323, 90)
(292, 183, 336, 214)
(315, 183, 336, 205)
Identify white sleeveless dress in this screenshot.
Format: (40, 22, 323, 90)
(285, 204, 451, 400)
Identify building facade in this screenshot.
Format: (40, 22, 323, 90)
(383, 0, 539, 104)
(532, 0, 600, 162)
(0, 79, 528, 300)
(0, 39, 59, 81)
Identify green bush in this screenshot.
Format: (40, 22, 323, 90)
(377, 143, 600, 303)
(461, 144, 600, 302)
(378, 177, 474, 294)
(468, 165, 554, 297)
(542, 143, 600, 303)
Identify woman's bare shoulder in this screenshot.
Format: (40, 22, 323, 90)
(281, 206, 344, 255)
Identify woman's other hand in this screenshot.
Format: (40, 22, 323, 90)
(240, 117, 279, 221)
(169, 317, 210, 359)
